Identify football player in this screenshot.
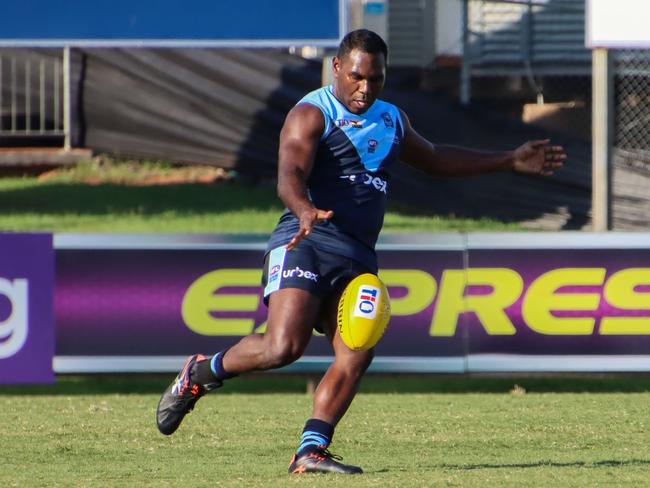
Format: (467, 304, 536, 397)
(157, 29, 566, 474)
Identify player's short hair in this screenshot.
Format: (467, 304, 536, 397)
(337, 29, 388, 63)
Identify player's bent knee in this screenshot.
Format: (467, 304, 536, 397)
(336, 348, 374, 378)
(263, 340, 306, 369)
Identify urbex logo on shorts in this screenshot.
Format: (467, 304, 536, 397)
(0, 278, 29, 359)
(354, 286, 380, 320)
(283, 266, 318, 282)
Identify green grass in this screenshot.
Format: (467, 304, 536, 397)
(0, 163, 521, 233)
(3, 375, 650, 487)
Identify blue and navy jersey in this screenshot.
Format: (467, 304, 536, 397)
(267, 85, 404, 270)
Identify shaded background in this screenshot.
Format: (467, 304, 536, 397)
(0, 47, 592, 230)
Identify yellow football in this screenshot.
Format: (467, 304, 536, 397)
(337, 273, 391, 351)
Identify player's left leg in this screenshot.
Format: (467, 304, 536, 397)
(288, 291, 372, 474)
(312, 294, 374, 426)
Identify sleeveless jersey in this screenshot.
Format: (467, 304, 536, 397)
(266, 85, 404, 270)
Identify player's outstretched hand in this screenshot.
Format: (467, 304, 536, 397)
(513, 139, 566, 176)
(286, 208, 334, 250)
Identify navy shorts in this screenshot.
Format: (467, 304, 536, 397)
(261, 240, 373, 306)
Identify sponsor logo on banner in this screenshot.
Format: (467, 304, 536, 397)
(52, 241, 650, 372)
(354, 286, 380, 320)
(0, 233, 53, 384)
(0, 278, 29, 359)
(182, 266, 650, 338)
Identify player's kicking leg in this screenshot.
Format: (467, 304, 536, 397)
(156, 353, 222, 435)
(156, 288, 318, 435)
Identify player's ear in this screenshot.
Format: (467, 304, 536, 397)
(332, 56, 341, 78)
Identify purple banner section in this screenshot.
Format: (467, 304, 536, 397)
(376, 250, 464, 358)
(53, 234, 650, 372)
(55, 248, 464, 359)
(0, 233, 54, 384)
(56, 249, 271, 356)
(466, 249, 650, 355)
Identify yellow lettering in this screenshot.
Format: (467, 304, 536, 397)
(522, 268, 605, 335)
(430, 268, 522, 336)
(430, 270, 465, 336)
(379, 269, 437, 315)
(182, 269, 261, 335)
(601, 268, 650, 334)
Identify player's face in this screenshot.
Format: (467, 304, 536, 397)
(332, 49, 386, 114)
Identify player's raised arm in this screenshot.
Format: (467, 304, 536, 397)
(277, 103, 334, 250)
(397, 109, 566, 177)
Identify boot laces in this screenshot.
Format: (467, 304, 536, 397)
(313, 446, 343, 462)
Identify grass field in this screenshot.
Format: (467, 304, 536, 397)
(0, 159, 522, 233)
(4, 374, 650, 487)
(2, 161, 609, 487)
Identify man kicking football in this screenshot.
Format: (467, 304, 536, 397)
(156, 28, 566, 474)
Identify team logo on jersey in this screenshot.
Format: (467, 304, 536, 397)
(336, 118, 363, 128)
(367, 139, 378, 154)
(381, 112, 394, 128)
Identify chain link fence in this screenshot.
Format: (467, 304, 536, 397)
(612, 50, 650, 229)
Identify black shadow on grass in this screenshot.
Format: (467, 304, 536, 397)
(370, 459, 650, 474)
(438, 459, 650, 470)
(359, 374, 650, 394)
(0, 181, 283, 217)
(3, 373, 650, 396)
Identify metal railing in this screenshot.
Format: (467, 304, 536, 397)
(0, 49, 68, 144)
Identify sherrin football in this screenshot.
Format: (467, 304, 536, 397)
(337, 273, 391, 351)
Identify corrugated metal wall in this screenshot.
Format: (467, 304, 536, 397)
(388, 0, 436, 67)
(468, 0, 590, 75)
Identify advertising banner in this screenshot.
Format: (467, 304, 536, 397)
(55, 245, 466, 372)
(53, 233, 650, 373)
(465, 245, 650, 371)
(0, 233, 54, 384)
